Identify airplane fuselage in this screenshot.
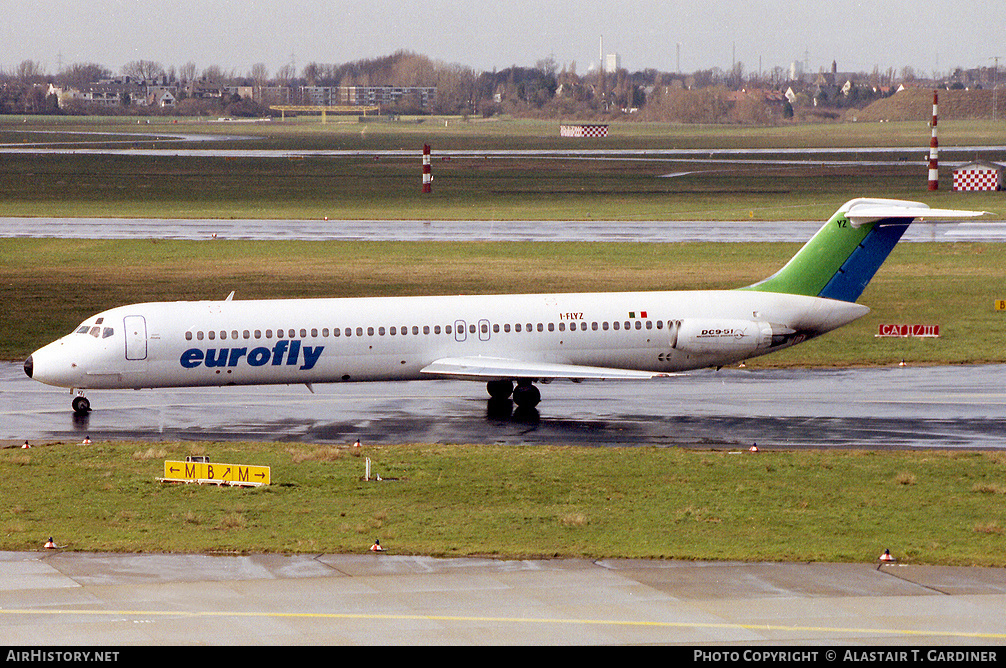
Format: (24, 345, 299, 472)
(27, 289, 868, 391)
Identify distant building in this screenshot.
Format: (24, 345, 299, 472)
(953, 161, 1004, 191)
(229, 86, 290, 105)
(58, 77, 148, 107)
(147, 89, 176, 108)
(186, 79, 228, 99)
(299, 85, 436, 109)
(603, 53, 621, 73)
(789, 60, 804, 82)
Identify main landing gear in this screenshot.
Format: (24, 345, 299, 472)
(72, 393, 91, 416)
(486, 379, 540, 409)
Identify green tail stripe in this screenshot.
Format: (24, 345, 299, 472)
(740, 209, 874, 298)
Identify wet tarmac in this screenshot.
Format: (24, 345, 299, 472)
(6, 362, 1006, 449)
(3, 217, 1003, 243)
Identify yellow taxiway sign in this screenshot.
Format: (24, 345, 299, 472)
(162, 461, 271, 487)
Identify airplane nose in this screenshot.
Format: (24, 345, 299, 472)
(24, 355, 33, 379)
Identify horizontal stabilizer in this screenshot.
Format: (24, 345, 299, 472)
(843, 198, 988, 228)
(421, 356, 673, 382)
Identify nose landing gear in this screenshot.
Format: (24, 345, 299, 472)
(71, 394, 91, 415)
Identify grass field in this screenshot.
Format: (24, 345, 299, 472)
(3, 440, 1005, 565)
(1, 116, 1004, 220)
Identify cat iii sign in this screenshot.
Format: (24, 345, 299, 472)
(876, 324, 940, 338)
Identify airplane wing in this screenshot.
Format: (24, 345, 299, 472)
(420, 356, 674, 382)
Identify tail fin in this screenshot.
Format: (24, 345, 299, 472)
(741, 198, 987, 303)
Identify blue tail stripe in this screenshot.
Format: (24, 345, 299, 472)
(818, 222, 910, 302)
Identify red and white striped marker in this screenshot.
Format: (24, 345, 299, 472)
(422, 144, 432, 193)
(928, 91, 939, 191)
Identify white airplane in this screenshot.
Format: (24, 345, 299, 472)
(25, 198, 986, 415)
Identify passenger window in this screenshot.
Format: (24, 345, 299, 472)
(423, 326, 429, 334)
(390, 327, 396, 335)
(413, 326, 420, 335)
(356, 327, 362, 336)
(378, 327, 386, 336)
(288, 329, 296, 338)
(243, 330, 250, 339)
(515, 323, 521, 332)
(493, 324, 499, 333)
(333, 328, 340, 337)
(635, 321, 641, 330)
(624, 321, 631, 330)
(300, 329, 307, 338)
(197, 331, 204, 340)
(602, 322, 609, 330)
(504, 324, 510, 333)
(592, 322, 599, 330)
(321, 328, 328, 337)
(367, 327, 375, 336)
(232, 330, 239, 339)
(220, 331, 227, 340)
(548, 323, 555, 332)
(265, 329, 273, 338)
(434, 325, 441, 334)
(445, 325, 452, 334)
(311, 328, 318, 337)
(656, 321, 663, 329)
(208, 331, 216, 340)
(276, 329, 284, 338)
(612, 322, 619, 331)
(469, 324, 476, 334)
(185, 331, 193, 340)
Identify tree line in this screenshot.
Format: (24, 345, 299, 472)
(2, 50, 1002, 122)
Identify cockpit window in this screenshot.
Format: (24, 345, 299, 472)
(102, 328, 114, 339)
(89, 326, 101, 338)
(76, 326, 90, 334)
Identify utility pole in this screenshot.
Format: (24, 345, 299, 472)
(993, 56, 1001, 122)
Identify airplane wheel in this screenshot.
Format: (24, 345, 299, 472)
(486, 379, 514, 400)
(72, 396, 91, 415)
(512, 384, 540, 409)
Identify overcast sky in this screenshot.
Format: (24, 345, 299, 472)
(5, 0, 1003, 78)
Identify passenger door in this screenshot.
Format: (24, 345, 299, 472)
(123, 315, 148, 360)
